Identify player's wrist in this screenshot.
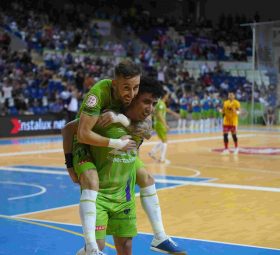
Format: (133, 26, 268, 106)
(64, 153, 73, 168)
(108, 138, 129, 149)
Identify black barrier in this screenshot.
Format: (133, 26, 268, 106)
(0, 114, 67, 138)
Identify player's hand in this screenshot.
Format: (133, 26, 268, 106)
(97, 111, 117, 127)
(67, 167, 79, 184)
(120, 135, 137, 151)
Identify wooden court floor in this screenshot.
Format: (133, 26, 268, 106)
(1, 126, 280, 252)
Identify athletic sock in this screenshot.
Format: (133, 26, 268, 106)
(140, 185, 167, 240)
(160, 143, 167, 161)
(80, 189, 99, 251)
(150, 142, 162, 155)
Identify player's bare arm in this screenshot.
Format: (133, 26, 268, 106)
(61, 119, 79, 183)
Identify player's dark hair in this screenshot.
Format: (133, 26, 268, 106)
(114, 59, 142, 79)
(138, 76, 165, 98)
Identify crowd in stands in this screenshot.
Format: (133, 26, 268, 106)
(0, 0, 278, 124)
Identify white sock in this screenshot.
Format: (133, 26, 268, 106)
(150, 142, 162, 155)
(140, 185, 167, 240)
(182, 119, 186, 129)
(177, 119, 182, 129)
(80, 189, 99, 251)
(160, 143, 167, 161)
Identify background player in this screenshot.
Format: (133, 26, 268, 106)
(221, 91, 241, 155)
(149, 91, 180, 164)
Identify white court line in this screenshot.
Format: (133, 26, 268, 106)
(4, 215, 279, 251)
(138, 231, 280, 251)
(0, 148, 62, 157)
(145, 163, 201, 177)
(1, 166, 278, 192)
(0, 166, 68, 175)
(0, 134, 255, 157)
(0, 181, 46, 200)
(142, 134, 255, 146)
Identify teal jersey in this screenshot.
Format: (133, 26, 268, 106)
(90, 123, 138, 203)
(77, 79, 121, 117)
(154, 99, 166, 126)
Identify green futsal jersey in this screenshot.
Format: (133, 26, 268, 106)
(90, 123, 139, 203)
(153, 99, 167, 140)
(77, 79, 121, 118)
(154, 99, 166, 126)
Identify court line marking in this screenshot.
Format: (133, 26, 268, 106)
(188, 162, 280, 175)
(0, 134, 255, 157)
(0, 214, 115, 250)
(2, 214, 279, 252)
(145, 163, 201, 177)
(137, 231, 280, 251)
(0, 181, 46, 200)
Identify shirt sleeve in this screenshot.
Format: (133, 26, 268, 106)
(81, 85, 106, 116)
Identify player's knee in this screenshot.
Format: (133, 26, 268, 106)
(136, 169, 155, 187)
(97, 239, 105, 251)
(122, 238, 132, 255)
(223, 133, 228, 142)
(232, 133, 238, 142)
(79, 169, 99, 190)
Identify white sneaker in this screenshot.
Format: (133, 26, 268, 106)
(221, 149, 230, 155)
(76, 247, 86, 255)
(158, 159, 171, 164)
(148, 152, 158, 161)
(233, 148, 239, 155)
(76, 247, 106, 255)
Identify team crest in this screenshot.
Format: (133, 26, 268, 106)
(86, 95, 98, 108)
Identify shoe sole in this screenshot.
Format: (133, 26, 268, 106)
(150, 247, 187, 255)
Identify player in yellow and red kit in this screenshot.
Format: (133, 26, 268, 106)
(221, 91, 241, 155)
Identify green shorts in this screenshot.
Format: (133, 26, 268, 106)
(213, 110, 222, 118)
(154, 123, 167, 141)
(96, 192, 137, 239)
(201, 110, 210, 119)
(192, 112, 201, 120)
(72, 142, 96, 178)
(179, 109, 188, 119)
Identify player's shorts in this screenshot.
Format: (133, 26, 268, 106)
(213, 110, 221, 118)
(223, 125, 237, 133)
(73, 142, 96, 178)
(154, 123, 167, 141)
(179, 109, 188, 118)
(96, 166, 137, 239)
(192, 112, 201, 120)
(201, 110, 210, 119)
(209, 109, 215, 118)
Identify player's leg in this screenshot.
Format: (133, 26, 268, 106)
(135, 158, 186, 254)
(221, 125, 230, 155)
(75, 194, 108, 255)
(73, 143, 100, 254)
(231, 126, 238, 154)
(149, 125, 163, 160)
(113, 237, 132, 255)
(158, 127, 169, 163)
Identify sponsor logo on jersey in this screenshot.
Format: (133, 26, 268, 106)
(86, 95, 98, 108)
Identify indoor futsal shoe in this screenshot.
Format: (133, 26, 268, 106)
(76, 246, 106, 255)
(148, 152, 158, 161)
(151, 237, 187, 254)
